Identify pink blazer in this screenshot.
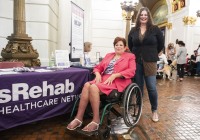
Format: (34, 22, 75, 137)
(93, 52, 136, 92)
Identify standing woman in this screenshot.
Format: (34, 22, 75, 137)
(176, 41, 187, 81)
(128, 7, 164, 122)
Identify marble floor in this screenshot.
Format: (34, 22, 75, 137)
(0, 76, 200, 140)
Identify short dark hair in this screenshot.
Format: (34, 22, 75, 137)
(113, 37, 126, 47)
(177, 41, 185, 46)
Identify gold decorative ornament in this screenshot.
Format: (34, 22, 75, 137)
(182, 16, 197, 25)
(166, 23, 172, 29)
(122, 10, 128, 20)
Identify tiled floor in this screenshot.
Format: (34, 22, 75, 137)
(0, 76, 200, 140)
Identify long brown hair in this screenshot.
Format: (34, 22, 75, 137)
(135, 7, 154, 31)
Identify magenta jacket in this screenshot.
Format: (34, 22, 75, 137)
(93, 52, 136, 92)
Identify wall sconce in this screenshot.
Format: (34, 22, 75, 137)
(197, 10, 200, 17)
(166, 23, 172, 29)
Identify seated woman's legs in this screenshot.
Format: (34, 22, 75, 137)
(67, 82, 90, 129)
(82, 84, 102, 132)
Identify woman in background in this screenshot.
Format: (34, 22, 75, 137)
(176, 41, 187, 81)
(83, 42, 92, 66)
(166, 43, 176, 65)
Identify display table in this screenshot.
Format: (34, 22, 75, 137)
(0, 67, 90, 131)
(70, 65, 95, 80)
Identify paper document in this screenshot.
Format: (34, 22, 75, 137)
(0, 71, 20, 75)
(34, 69, 54, 72)
(55, 50, 70, 68)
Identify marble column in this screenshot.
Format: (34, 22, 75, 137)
(1, 0, 41, 67)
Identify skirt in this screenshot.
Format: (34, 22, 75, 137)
(89, 74, 118, 95)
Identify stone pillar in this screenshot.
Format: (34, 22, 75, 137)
(1, 0, 41, 67)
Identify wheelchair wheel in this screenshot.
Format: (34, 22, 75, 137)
(122, 83, 143, 127)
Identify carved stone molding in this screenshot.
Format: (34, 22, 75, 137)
(183, 16, 197, 25)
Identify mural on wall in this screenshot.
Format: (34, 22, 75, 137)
(153, 5, 168, 25)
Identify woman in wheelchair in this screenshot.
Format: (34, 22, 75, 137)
(66, 37, 136, 132)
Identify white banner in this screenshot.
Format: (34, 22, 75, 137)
(71, 2, 84, 60)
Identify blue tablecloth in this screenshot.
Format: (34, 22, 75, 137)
(0, 67, 90, 131)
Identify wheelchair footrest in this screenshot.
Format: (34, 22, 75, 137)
(75, 129, 98, 136)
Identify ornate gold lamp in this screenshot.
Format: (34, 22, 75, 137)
(120, 0, 138, 43)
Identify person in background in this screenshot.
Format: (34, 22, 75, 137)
(83, 42, 92, 66)
(128, 7, 164, 122)
(175, 39, 179, 55)
(157, 50, 168, 70)
(191, 50, 197, 62)
(176, 41, 187, 81)
(166, 43, 176, 65)
(195, 44, 200, 77)
(67, 37, 136, 132)
(189, 50, 197, 76)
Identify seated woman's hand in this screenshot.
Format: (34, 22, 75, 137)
(103, 74, 117, 85)
(95, 73, 102, 83)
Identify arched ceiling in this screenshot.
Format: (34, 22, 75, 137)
(139, 0, 160, 10)
(137, 0, 168, 26)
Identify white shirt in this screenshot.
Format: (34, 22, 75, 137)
(84, 52, 91, 66)
(157, 54, 168, 65)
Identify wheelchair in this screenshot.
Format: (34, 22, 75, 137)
(68, 82, 143, 140)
